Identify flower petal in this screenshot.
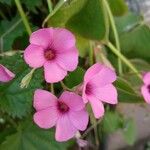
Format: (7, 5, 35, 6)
(55, 114, 77, 142)
(88, 65, 117, 87)
(33, 89, 57, 111)
(88, 96, 104, 118)
(84, 63, 103, 82)
(92, 84, 118, 104)
(30, 28, 53, 49)
(69, 109, 89, 131)
(143, 72, 150, 85)
(24, 44, 45, 68)
(56, 47, 78, 71)
(33, 107, 59, 129)
(59, 91, 85, 111)
(44, 62, 67, 83)
(82, 83, 89, 103)
(0, 65, 15, 82)
(52, 28, 75, 52)
(141, 85, 150, 104)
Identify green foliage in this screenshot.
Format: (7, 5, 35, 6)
(114, 77, 144, 103)
(66, 0, 105, 40)
(0, 120, 73, 150)
(108, 0, 128, 16)
(0, 0, 12, 5)
(0, 54, 43, 118)
(115, 12, 150, 61)
(48, 0, 105, 40)
(102, 111, 123, 134)
(21, 0, 42, 13)
(123, 119, 137, 145)
(0, 15, 26, 51)
(64, 67, 85, 88)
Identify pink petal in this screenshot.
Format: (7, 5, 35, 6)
(0, 65, 15, 82)
(55, 114, 77, 142)
(84, 63, 103, 82)
(24, 44, 45, 68)
(44, 62, 67, 83)
(88, 66, 117, 87)
(56, 47, 78, 71)
(59, 91, 85, 111)
(92, 84, 118, 104)
(30, 28, 53, 49)
(88, 96, 104, 118)
(82, 83, 89, 103)
(52, 28, 75, 52)
(143, 72, 150, 85)
(33, 89, 57, 111)
(141, 85, 150, 104)
(69, 109, 89, 131)
(33, 107, 59, 129)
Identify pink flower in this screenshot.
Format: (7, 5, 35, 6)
(24, 28, 78, 83)
(0, 64, 15, 82)
(141, 72, 150, 104)
(33, 90, 89, 142)
(82, 63, 118, 118)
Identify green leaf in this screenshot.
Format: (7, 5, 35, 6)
(48, 0, 87, 27)
(115, 12, 150, 60)
(76, 35, 90, 57)
(114, 77, 144, 103)
(0, 54, 43, 118)
(21, 0, 42, 13)
(0, 120, 73, 150)
(66, 0, 105, 40)
(115, 77, 135, 93)
(64, 67, 85, 88)
(48, 0, 105, 40)
(0, 0, 12, 5)
(130, 59, 150, 71)
(0, 15, 26, 51)
(102, 111, 123, 134)
(122, 119, 137, 145)
(108, 0, 128, 16)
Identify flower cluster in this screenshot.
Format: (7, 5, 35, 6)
(1, 27, 150, 142)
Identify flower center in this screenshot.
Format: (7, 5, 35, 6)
(57, 101, 69, 113)
(44, 50, 55, 60)
(85, 83, 92, 95)
(147, 84, 150, 93)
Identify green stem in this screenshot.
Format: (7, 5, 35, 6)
(42, 0, 66, 27)
(107, 42, 142, 79)
(15, 0, 32, 35)
(103, 0, 122, 75)
(81, 119, 102, 139)
(101, 0, 109, 41)
(60, 81, 73, 91)
(89, 41, 94, 66)
(47, 0, 53, 13)
(51, 84, 55, 94)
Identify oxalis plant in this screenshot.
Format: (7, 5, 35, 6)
(0, 0, 150, 149)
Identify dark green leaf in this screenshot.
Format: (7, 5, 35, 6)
(21, 0, 42, 13)
(64, 67, 85, 88)
(114, 77, 144, 103)
(0, 120, 73, 150)
(0, 15, 26, 51)
(66, 0, 105, 40)
(0, 54, 43, 118)
(108, 0, 128, 16)
(48, 0, 105, 40)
